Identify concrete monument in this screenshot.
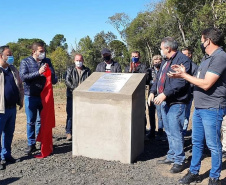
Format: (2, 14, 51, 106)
(72, 72, 146, 163)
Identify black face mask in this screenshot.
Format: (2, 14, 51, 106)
(153, 63, 161, 68)
(200, 43, 206, 55)
(103, 55, 111, 62)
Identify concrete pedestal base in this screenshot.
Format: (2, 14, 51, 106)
(72, 72, 146, 163)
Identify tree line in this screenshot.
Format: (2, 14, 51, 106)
(5, 0, 226, 80)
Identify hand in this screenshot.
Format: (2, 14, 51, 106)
(147, 93, 155, 106)
(168, 64, 186, 78)
(154, 93, 166, 105)
(129, 62, 135, 72)
(39, 64, 47, 74)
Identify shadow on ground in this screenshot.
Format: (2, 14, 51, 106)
(0, 177, 21, 185)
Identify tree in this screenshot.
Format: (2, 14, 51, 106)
(109, 40, 129, 70)
(48, 34, 68, 53)
(107, 13, 131, 44)
(77, 36, 97, 72)
(49, 47, 70, 81)
(7, 38, 46, 68)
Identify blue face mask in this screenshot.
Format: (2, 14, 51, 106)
(6, 56, 14, 65)
(132, 57, 139, 63)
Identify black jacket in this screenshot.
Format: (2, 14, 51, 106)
(150, 51, 192, 105)
(65, 65, 91, 97)
(95, 60, 122, 73)
(19, 56, 57, 96)
(124, 63, 152, 85)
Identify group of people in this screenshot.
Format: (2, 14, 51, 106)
(0, 27, 225, 185)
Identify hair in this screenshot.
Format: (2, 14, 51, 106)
(181, 46, 193, 55)
(152, 55, 162, 64)
(0, 45, 9, 54)
(31, 42, 45, 51)
(202, 27, 224, 46)
(161, 37, 178, 51)
(74, 54, 84, 61)
(131, 51, 140, 57)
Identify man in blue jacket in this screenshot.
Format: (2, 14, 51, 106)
(19, 42, 57, 155)
(148, 37, 191, 173)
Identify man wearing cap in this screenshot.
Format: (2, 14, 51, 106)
(96, 48, 122, 73)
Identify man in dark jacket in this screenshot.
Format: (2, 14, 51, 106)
(65, 54, 91, 141)
(19, 42, 57, 155)
(148, 37, 191, 173)
(96, 48, 122, 73)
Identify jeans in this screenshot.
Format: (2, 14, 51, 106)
(161, 102, 186, 165)
(156, 104, 163, 130)
(183, 99, 193, 135)
(0, 107, 16, 160)
(190, 107, 226, 179)
(66, 96, 72, 134)
(25, 95, 42, 146)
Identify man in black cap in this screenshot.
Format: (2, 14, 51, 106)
(95, 48, 122, 73)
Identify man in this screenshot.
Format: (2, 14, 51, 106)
(96, 48, 122, 73)
(124, 51, 153, 138)
(181, 47, 198, 136)
(168, 28, 226, 185)
(150, 55, 164, 139)
(148, 37, 191, 173)
(0, 46, 24, 169)
(65, 54, 91, 141)
(20, 42, 57, 155)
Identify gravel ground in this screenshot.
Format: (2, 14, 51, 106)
(1, 132, 225, 185)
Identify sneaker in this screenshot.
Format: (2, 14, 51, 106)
(1, 156, 20, 164)
(179, 170, 201, 184)
(208, 177, 221, 185)
(157, 158, 174, 165)
(170, 163, 185, 173)
(66, 133, 72, 141)
(25, 144, 37, 155)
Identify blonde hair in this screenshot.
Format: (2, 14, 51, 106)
(151, 55, 162, 64)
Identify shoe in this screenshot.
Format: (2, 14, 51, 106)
(25, 144, 37, 155)
(222, 151, 226, 158)
(170, 163, 185, 173)
(179, 170, 201, 184)
(208, 177, 221, 185)
(66, 133, 72, 141)
(157, 158, 174, 165)
(1, 156, 21, 164)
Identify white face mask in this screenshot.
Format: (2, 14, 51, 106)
(38, 52, 45, 60)
(160, 50, 167, 59)
(75, 61, 83, 68)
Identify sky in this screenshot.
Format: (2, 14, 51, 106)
(0, 0, 160, 51)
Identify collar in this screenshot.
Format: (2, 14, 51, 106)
(204, 47, 222, 59)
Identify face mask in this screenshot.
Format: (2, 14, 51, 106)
(38, 52, 45, 60)
(131, 57, 139, 63)
(160, 50, 167, 59)
(6, 56, 14, 65)
(153, 63, 161, 68)
(200, 43, 207, 54)
(103, 55, 111, 62)
(75, 61, 83, 68)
